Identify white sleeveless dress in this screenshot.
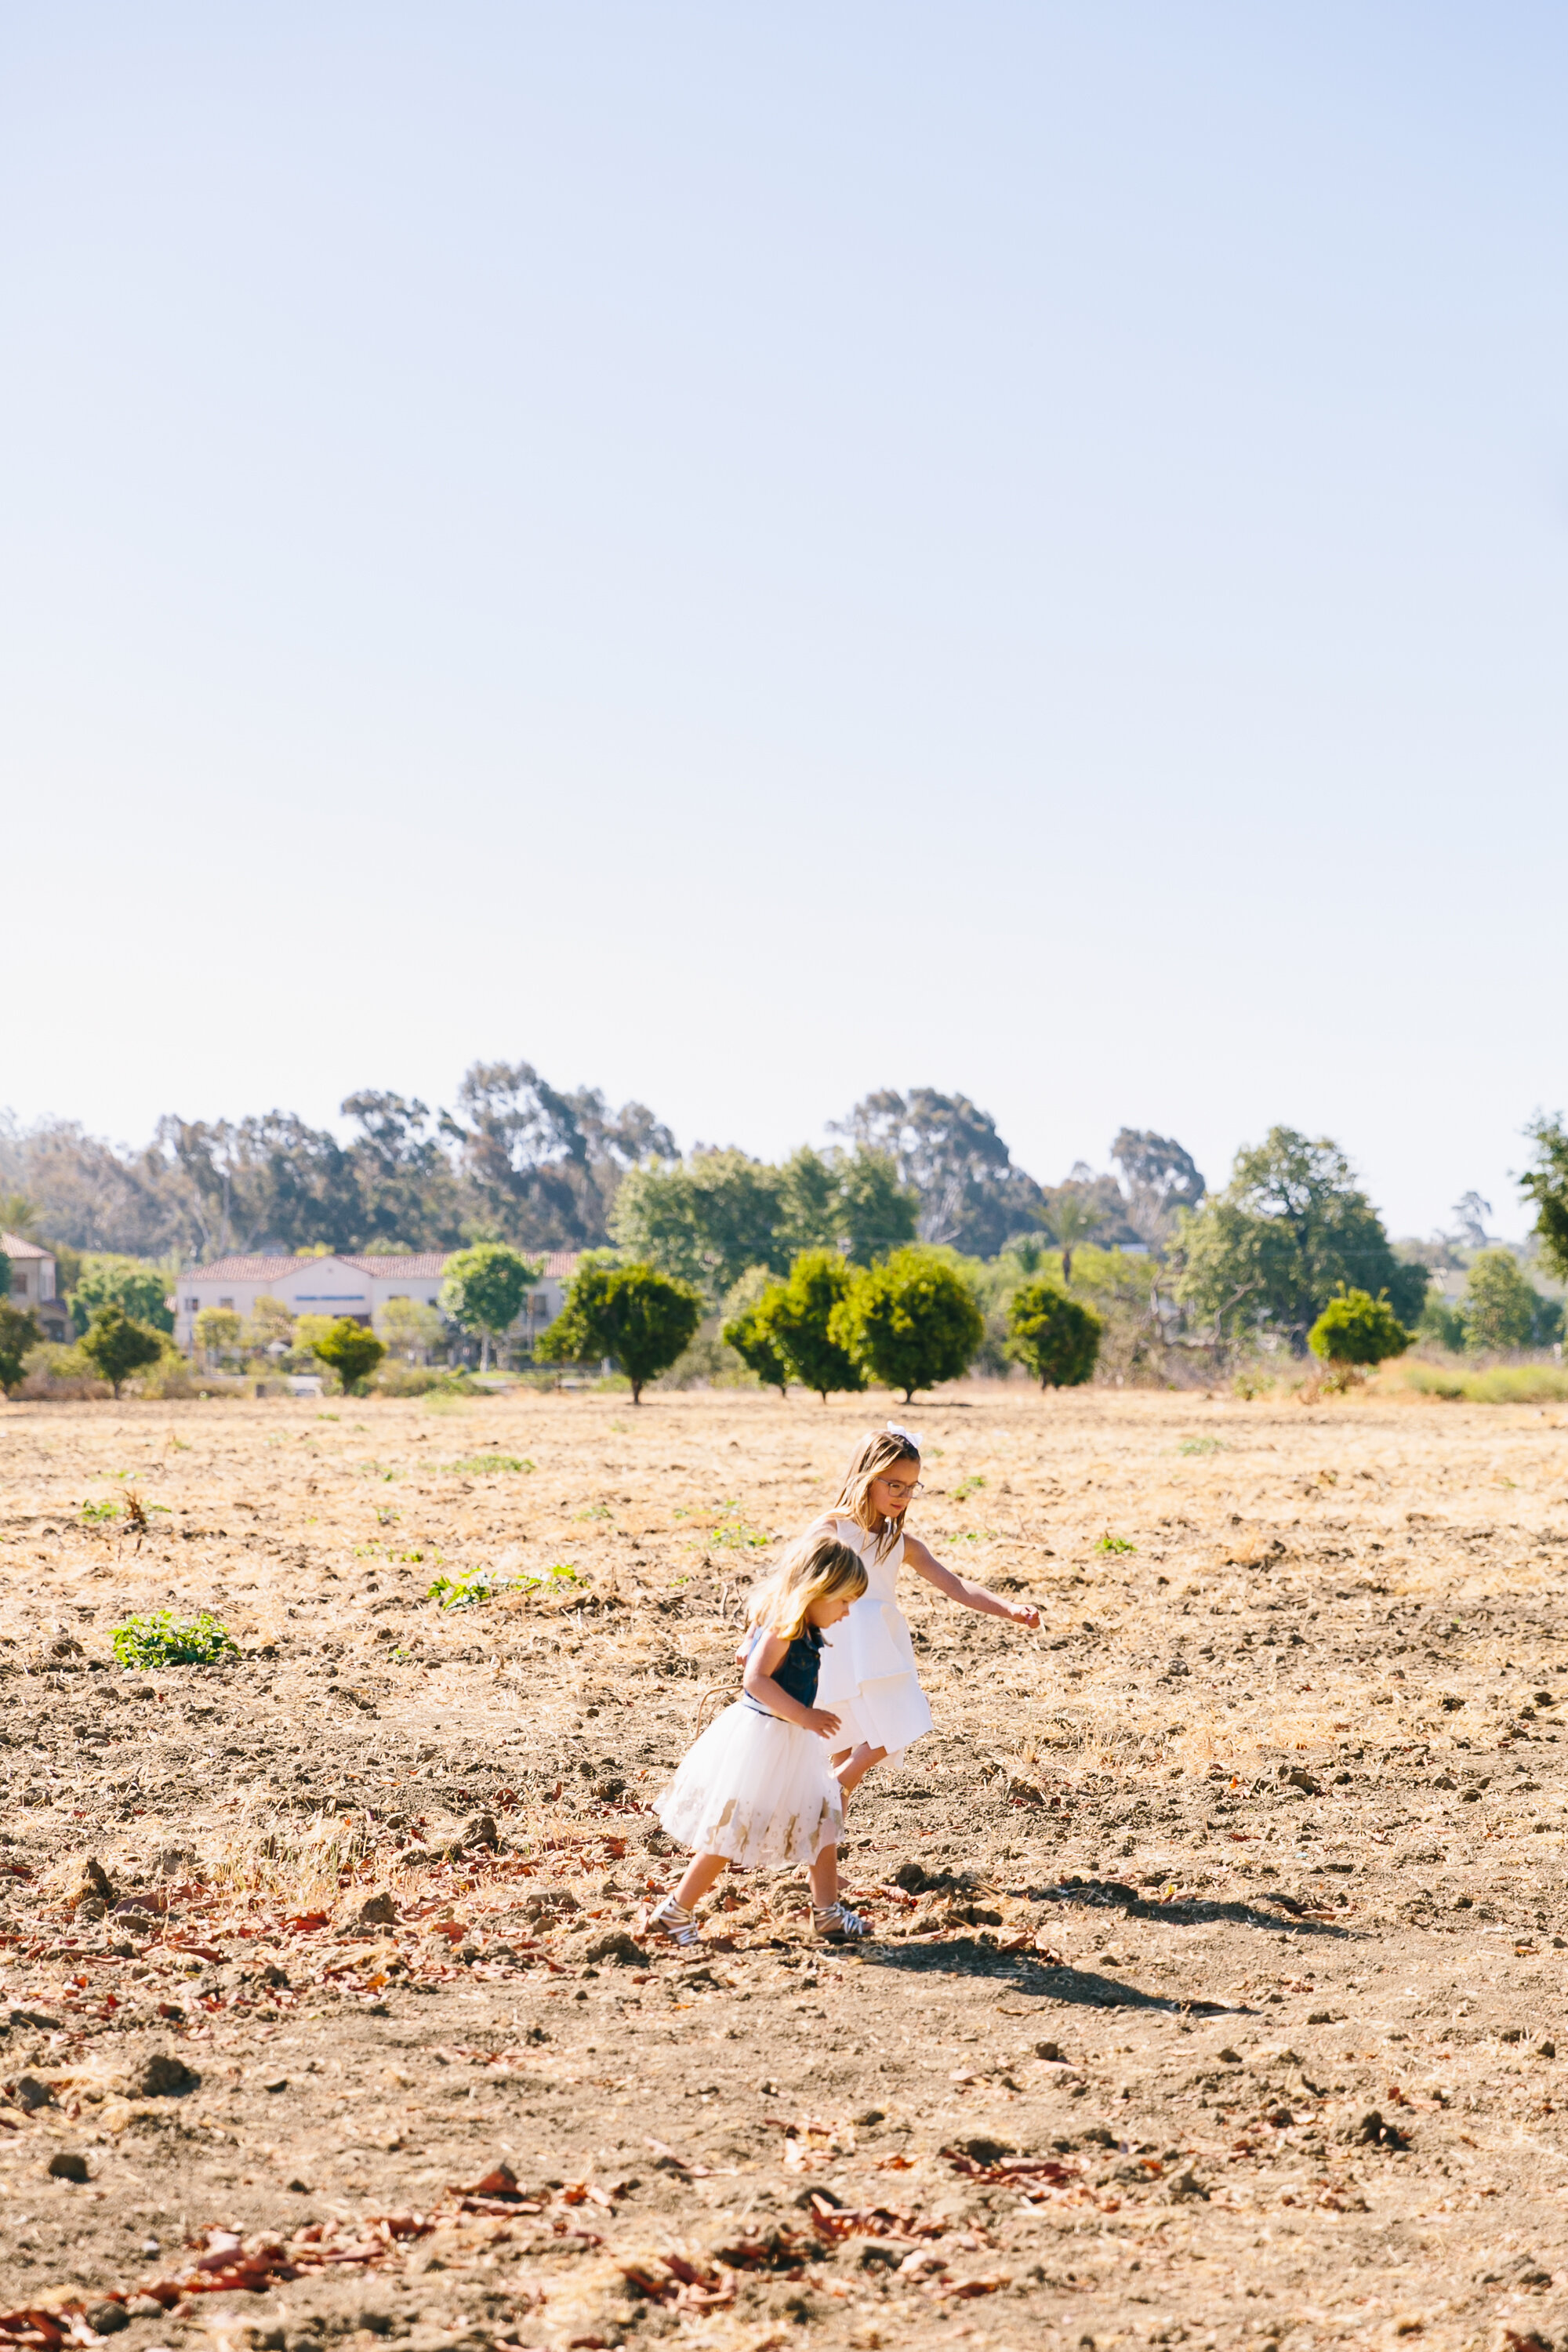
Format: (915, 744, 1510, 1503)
(815, 1514, 935, 1762)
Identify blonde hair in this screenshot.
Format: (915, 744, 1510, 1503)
(746, 1529, 868, 1642)
(832, 1423, 922, 1563)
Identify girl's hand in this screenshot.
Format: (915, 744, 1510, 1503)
(1009, 1603, 1041, 1629)
(803, 1706, 842, 1739)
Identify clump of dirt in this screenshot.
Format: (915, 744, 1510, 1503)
(2, 1384, 1568, 2350)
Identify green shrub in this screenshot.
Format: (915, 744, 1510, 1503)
(440, 1243, 540, 1370)
(111, 1610, 238, 1668)
(0, 1303, 41, 1394)
(1307, 1287, 1410, 1367)
(1416, 1295, 1467, 1353)
(78, 1306, 166, 1398)
(829, 1247, 985, 1403)
(311, 1318, 387, 1396)
(537, 1260, 702, 1404)
(371, 1359, 446, 1396)
(71, 1257, 175, 1338)
(720, 1295, 790, 1396)
(1461, 1249, 1559, 1352)
(756, 1250, 866, 1403)
(1004, 1279, 1103, 1388)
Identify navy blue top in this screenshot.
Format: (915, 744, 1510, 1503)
(742, 1624, 826, 1719)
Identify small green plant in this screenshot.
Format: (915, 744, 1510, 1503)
(111, 1610, 239, 1668)
(697, 1501, 771, 1551)
(575, 1502, 614, 1522)
(426, 1561, 581, 1610)
(1178, 1437, 1225, 1456)
(427, 1568, 510, 1609)
(1094, 1531, 1137, 1555)
(82, 1500, 120, 1523)
(441, 1454, 535, 1475)
(953, 1474, 987, 1501)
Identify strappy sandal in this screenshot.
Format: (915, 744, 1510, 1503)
(649, 1894, 702, 1948)
(812, 1899, 870, 1943)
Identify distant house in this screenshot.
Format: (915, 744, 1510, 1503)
(2, 1232, 71, 1345)
(172, 1250, 580, 1352)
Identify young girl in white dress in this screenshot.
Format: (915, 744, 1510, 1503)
(812, 1423, 1040, 1799)
(649, 1530, 873, 1948)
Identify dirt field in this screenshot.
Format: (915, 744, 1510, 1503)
(3, 1382, 1568, 2352)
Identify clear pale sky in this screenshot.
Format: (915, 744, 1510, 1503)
(4, 5, 1564, 1240)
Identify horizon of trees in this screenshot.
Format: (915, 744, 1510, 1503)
(0, 1069, 1210, 1269)
(4, 1067, 1563, 1366)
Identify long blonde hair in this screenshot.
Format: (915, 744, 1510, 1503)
(832, 1423, 922, 1563)
(746, 1529, 868, 1642)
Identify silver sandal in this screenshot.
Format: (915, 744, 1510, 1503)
(649, 1894, 702, 1948)
(812, 1899, 870, 1943)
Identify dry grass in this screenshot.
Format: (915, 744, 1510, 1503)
(5, 1381, 1568, 2348)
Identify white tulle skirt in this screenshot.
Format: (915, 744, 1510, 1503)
(655, 1702, 844, 1868)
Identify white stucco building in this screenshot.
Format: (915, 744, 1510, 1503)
(173, 1250, 579, 1352)
(2, 1232, 71, 1345)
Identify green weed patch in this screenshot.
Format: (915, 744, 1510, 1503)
(440, 1454, 535, 1475)
(426, 1561, 581, 1610)
(691, 1501, 771, 1551)
(111, 1610, 239, 1668)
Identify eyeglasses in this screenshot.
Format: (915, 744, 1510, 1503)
(873, 1475, 924, 1499)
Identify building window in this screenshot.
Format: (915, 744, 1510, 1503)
(220, 1298, 234, 1309)
(185, 1298, 199, 1311)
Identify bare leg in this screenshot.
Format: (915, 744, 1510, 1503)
(835, 1741, 888, 1799)
(673, 1851, 728, 1911)
(808, 1841, 869, 1939)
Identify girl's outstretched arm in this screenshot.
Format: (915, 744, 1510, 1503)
(902, 1532, 1040, 1628)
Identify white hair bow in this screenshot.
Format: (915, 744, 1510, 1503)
(885, 1421, 921, 1454)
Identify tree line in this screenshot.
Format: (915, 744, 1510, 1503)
(5, 1072, 1568, 1399)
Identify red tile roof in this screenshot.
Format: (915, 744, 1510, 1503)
(342, 1254, 451, 1279)
(1, 1232, 52, 1261)
(186, 1250, 582, 1283)
(186, 1256, 300, 1283)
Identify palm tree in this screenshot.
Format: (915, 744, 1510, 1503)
(1045, 1192, 1103, 1285)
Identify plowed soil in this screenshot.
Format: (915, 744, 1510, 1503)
(3, 1384, 1568, 2352)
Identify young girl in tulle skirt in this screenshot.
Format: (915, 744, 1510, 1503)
(812, 1422, 1041, 1799)
(650, 1530, 872, 1948)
